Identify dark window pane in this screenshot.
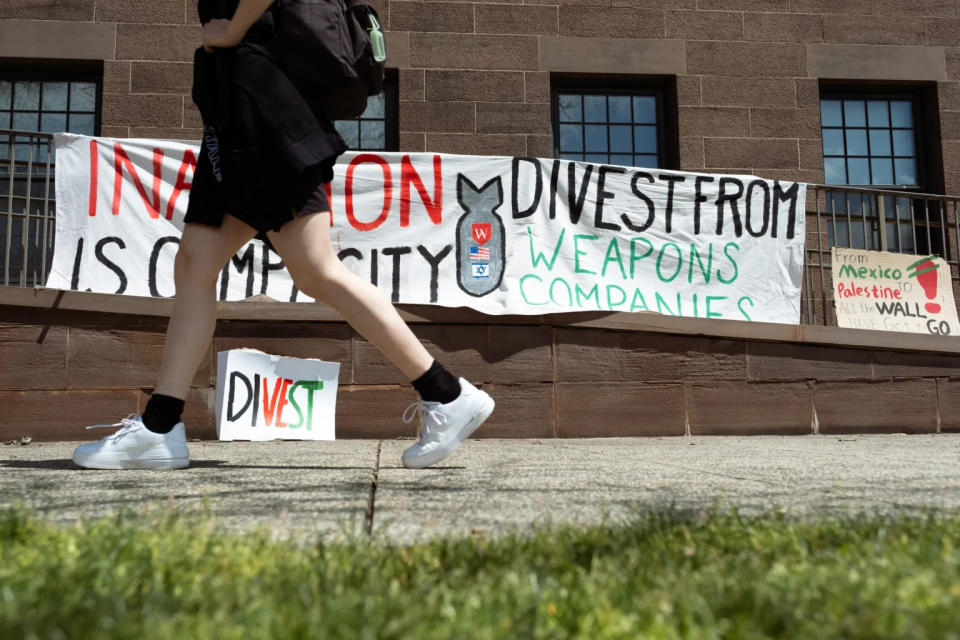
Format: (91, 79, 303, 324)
(871, 158, 894, 185)
(848, 157, 870, 184)
(584, 95, 606, 123)
(40, 112, 67, 134)
(559, 152, 582, 162)
(69, 82, 96, 112)
(822, 129, 844, 155)
(559, 124, 582, 152)
(585, 153, 607, 163)
(634, 125, 657, 153)
(821, 100, 843, 126)
(844, 100, 866, 127)
(558, 94, 581, 122)
(584, 124, 607, 152)
(609, 125, 632, 153)
(633, 96, 656, 124)
(635, 154, 658, 168)
(12, 112, 38, 132)
(608, 96, 631, 123)
(845, 129, 867, 156)
(824, 157, 846, 184)
(868, 129, 891, 156)
(895, 158, 918, 185)
(360, 120, 384, 149)
(42, 82, 69, 110)
(890, 101, 913, 127)
(610, 154, 632, 166)
(363, 93, 384, 119)
(867, 101, 889, 127)
(334, 120, 359, 148)
(13, 82, 40, 110)
(0, 81, 10, 110)
(68, 113, 95, 135)
(892, 129, 915, 157)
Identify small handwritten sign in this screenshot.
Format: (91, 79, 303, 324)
(214, 349, 340, 441)
(831, 247, 959, 336)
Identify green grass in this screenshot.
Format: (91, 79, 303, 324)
(2, 508, 960, 639)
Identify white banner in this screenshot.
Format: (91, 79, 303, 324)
(48, 133, 806, 324)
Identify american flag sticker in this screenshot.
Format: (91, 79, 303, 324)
(471, 262, 490, 278)
(470, 246, 491, 261)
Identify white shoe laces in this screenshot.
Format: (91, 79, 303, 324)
(402, 401, 447, 441)
(85, 414, 142, 440)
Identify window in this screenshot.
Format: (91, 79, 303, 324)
(553, 86, 668, 169)
(819, 90, 944, 257)
(333, 75, 397, 151)
(0, 63, 101, 287)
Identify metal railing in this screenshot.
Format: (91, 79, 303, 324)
(2, 128, 958, 328)
(0, 130, 56, 288)
(803, 184, 960, 326)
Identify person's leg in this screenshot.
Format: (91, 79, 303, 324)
(74, 215, 257, 469)
(266, 212, 434, 381)
(266, 211, 494, 469)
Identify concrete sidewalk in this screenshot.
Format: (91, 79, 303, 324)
(3, 436, 960, 543)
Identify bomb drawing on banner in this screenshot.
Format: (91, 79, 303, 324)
(456, 175, 506, 297)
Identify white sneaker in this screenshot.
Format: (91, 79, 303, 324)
(401, 378, 495, 469)
(73, 414, 190, 470)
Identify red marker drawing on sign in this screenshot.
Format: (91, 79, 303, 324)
(908, 256, 941, 314)
(472, 223, 492, 245)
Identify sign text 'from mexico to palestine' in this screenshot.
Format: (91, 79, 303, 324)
(831, 247, 959, 336)
(48, 134, 807, 324)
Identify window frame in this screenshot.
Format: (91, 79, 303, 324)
(818, 83, 947, 257)
(550, 75, 679, 171)
(334, 71, 398, 152)
(0, 60, 104, 136)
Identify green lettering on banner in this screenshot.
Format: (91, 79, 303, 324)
(629, 238, 654, 279)
(575, 283, 600, 309)
(519, 273, 548, 306)
(655, 292, 678, 316)
(706, 296, 727, 319)
(688, 244, 713, 284)
(738, 296, 755, 321)
(630, 289, 649, 312)
(606, 284, 627, 309)
(574, 234, 599, 275)
(527, 226, 565, 271)
(717, 242, 740, 284)
(550, 277, 573, 307)
(656, 243, 683, 283)
(286, 381, 324, 432)
(602, 238, 627, 279)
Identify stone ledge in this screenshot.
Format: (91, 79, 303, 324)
(2, 285, 959, 355)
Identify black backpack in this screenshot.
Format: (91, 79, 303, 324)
(269, 0, 386, 120)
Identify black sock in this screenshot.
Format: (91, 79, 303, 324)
(412, 360, 461, 404)
(142, 393, 185, 434)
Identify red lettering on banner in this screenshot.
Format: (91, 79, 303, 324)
(112, 144, 164, 218)
(165, 149, 196, 220)
(400, 154, 443, 227)
(274, 378, 293, 427)
(262, 377, 293, 427)
(88, 140, 99, 216)
(345, 153, 392, 231)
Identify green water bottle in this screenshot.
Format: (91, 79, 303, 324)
(368, 14, 386, 63)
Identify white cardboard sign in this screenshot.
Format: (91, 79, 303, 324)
(831, 247, 960, 336)
(214, 349, 340, 441)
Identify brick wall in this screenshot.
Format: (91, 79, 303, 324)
(3, 305, 960, 442)
(3, 0, 960, 191)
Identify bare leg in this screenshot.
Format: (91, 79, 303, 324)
(266, 212, 434, 381)
(153, 215, 258, 399)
